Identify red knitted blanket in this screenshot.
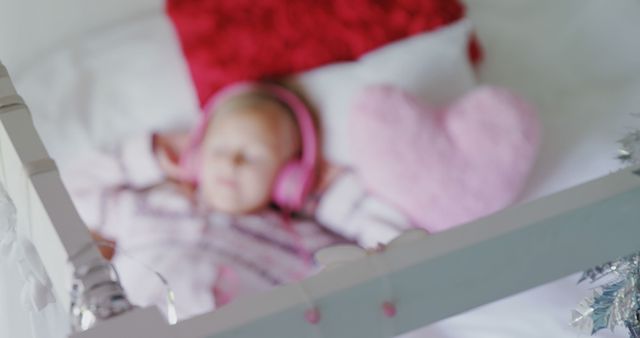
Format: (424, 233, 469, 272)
(166, 0, 479, 106)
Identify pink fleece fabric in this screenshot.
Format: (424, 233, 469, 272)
(348, 85, 540, 233)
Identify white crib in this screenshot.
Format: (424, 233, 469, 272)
(2, 1, 640, 337)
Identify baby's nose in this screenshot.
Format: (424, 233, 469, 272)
(229, 153, 246, 167)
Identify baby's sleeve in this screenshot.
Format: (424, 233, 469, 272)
(314, 172, 412, 248)
(60, 134, 165, 231)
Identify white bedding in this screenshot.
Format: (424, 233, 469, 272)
(10, 1, 640, 337)
(466, 0, 640, 203)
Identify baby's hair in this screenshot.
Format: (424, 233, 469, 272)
(212, 88, 297, 124)
(205, 80, 321, 162)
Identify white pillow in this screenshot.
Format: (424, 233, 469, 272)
(292, 19, 477, 165)
(14, 14, 200, 163)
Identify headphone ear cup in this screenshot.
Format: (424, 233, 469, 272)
(272, 160, 315, 211)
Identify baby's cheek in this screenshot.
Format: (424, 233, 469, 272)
(243, 167, 278, 199)
(199, 158, 215, 181)
(245, 172, 270, 199)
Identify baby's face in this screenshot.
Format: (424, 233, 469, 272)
(199, 100, 299, 214)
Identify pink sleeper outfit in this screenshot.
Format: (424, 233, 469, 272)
(311, 172, 412, 248)
(62, 136, 348, 320)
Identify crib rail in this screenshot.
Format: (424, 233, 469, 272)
(74, 164, 640, 337)
(160, 166, 640, 338)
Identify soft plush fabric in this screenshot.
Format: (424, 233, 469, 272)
(293, 19, 477, 165)
(166, 0, 477, 106)
(349, 86, 540, 233)
(314, 171, 412, 249)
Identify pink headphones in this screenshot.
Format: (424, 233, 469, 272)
(181, 81, 318, 211)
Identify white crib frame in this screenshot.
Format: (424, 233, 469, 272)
(2, 59, 640, 338)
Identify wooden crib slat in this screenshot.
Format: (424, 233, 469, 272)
(0, 65, 103, 311)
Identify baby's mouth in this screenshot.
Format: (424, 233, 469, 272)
(216, 177, 238, 189)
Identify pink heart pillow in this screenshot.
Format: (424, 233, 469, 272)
(348, 85, 540, 233)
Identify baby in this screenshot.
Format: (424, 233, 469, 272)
(170, 82, 319, 214)
(65, 81, 408, 321)
(156, 82, 411, 247)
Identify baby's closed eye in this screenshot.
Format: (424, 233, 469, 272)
(242, 147, 273, 165)
(208, 144, 272, 167)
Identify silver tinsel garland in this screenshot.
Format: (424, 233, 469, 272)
(572, 254, 640, 336)
(618, 130, 640, 166)
(572, 130, 640, 337)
